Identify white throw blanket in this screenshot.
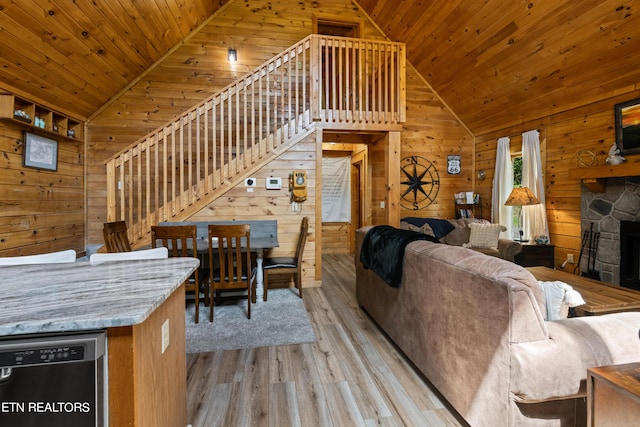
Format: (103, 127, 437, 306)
(538, 280, 586, 321)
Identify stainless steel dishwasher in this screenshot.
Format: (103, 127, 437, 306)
(0, 331, 107, 427)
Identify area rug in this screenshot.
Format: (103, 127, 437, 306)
(184, 289, 316, 353)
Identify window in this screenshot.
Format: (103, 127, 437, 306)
(511, 156, 523, 239)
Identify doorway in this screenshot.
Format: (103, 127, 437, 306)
(320, 131, 374, 255)
(313, 16, 362, 38)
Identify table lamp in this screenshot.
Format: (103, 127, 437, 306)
(504, 186, 540, 242)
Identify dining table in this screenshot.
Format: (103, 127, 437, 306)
(159, 220, 279, 299)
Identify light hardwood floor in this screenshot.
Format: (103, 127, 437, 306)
(186, 254, 466, 426)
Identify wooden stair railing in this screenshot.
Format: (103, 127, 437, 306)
(105, 35, 405, 246)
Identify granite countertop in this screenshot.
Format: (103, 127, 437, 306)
(0, 257, 199, 336)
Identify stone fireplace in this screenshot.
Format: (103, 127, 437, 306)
(620, 220, 640, 290)
(581, 177, 640, 285)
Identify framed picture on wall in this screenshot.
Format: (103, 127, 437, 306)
(23, 131, 58, 171)
(615, 97, 640, 155)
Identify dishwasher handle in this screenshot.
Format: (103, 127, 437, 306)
(0, 367, 12, 383)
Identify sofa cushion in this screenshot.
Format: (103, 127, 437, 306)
(443, 226, 470, 246)
(471, 247, 501, 258)
(447, 218, 490, 228)
(464, 223, 506, 250)
(443, 218, 488, 245)
(405, 240, 547, 331)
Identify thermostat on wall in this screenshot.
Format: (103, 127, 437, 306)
(266, 176, 282, 190)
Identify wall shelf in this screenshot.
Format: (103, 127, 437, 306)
(455, 197, 482, 219)
(0, 93, 84, 141)
(569, 163, 640, 192)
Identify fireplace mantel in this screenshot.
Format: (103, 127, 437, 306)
(570, 162, 640, 192)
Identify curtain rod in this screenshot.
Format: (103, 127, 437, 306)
(499, 128, 541, 139)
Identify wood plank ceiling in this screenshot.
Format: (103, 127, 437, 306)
(358, 0, 640, 134)
(0, 0, 222, 120)
(0, 0, 639, 135)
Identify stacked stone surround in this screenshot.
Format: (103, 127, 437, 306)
(581, 176, 640, 285)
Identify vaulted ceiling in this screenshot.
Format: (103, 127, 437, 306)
(1, 0, 638, 135)
(0, 0, 222, 119)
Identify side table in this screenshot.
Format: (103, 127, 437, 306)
(587, 363, 640, 426)
(515, 243, 555, 268)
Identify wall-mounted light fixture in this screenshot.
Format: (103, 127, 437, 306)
(228, 48, 237, 62)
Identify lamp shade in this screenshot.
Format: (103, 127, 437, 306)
(504, 186, 540, 206)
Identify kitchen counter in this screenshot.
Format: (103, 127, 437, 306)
(0, 257, 199, 427)
(0, 257, 199, 336)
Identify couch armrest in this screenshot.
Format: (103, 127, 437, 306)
(498, 238, 522, 262)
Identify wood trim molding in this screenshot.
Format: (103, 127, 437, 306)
(569, 162, 640, 192)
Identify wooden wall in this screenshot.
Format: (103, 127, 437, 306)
(475, 89, 640, 269)
(0, 119, 84, 257)
(398, 67, 473, 220)
(189, 132, 320, 286)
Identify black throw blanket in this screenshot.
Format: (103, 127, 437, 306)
(360, 225, 439, 288)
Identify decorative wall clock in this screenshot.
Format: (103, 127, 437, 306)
(400, 156, 440, 210)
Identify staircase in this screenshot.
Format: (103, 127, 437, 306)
(105, 35, 406, 246)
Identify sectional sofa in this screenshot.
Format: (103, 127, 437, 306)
(356, 226, 640, 426)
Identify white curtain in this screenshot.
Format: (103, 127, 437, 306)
(322, 156, 351, 222)
(491, 137, 513, 239)
(521, 130, 549, 241)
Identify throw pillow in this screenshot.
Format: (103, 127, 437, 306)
(444, 227, 471, 246)
(538, 280, 586, 320)
(400, 217, 456, 239)
(423, 218, 455, 239)
(463, 223, 506, 250)
(400, 221, 436, 238)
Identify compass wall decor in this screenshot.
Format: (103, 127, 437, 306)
(400, 156, 440, 210)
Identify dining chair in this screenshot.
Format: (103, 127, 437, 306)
(262, 216, 308, 301)
(89, 247, 168, 265)
(103, 221, 132, 253)
(0, 249, 77, 266)
(208, 224, 256, 321)
(151, 225, 206, 323)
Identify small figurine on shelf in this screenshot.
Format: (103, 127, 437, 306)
(605, 142, 626, 165)
(534, 234, 549, 244)
(67, 129, 76, 138)
(13, 109, 31, 123)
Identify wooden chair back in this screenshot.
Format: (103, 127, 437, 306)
(151, 225, 198, 258)
(295, 217, 309, 264)
(151, 225, 203, 323)
(262, 216, 308, 301)
(103, 221, 132, 253)
(208, 224, 255, 320)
